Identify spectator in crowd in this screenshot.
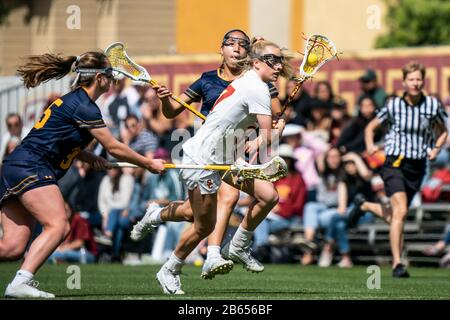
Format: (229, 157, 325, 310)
(337, 95, 383, 154)
(314, 81, 334, 108)
(2, 136, 21, 161)
(357, 69, 387, 109)
(59, 161, 105, 230)
(98, 167, 134, 260)
(423, 223, 450, 264)
(98, 77, 140, 136)
(48, 202, 97, 264)
(122, 114, 159, 158)
(329, 98, 351, 145)
(282, 124, 328, 202)
(253, 144, 307, 255)
(284, 78, 312, 126)
(301, 147, 349, 266)
(342, 152, 375, 227)
(140, 87, 173, 141)
(305, 98, 332, 143)
(1, 113, 29, 161)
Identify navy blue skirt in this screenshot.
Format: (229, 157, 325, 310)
(0, 159, 58, 207)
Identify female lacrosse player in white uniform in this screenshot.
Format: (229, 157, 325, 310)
(147, 39, 292, 294)
(131, 30, 286, 280)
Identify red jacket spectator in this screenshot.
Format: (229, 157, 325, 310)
(274, 172, 307, 219)
(66, 212, 98, 256)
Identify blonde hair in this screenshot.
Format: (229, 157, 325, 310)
(237, 38, 295, 79)
(402, 61, 425, 80)
(17, 51, 108, 89)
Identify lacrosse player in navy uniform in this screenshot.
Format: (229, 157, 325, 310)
(0, 51, 165, 298)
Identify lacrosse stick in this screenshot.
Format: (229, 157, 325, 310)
(108, 156, 288, 183)
(279, 34, 338, 117)
(105, 42, 206, 121)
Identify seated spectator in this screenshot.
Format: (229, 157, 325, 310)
(122, 114, 159, 158)
(1, 136, 21, 174)
(423, 223, 450, 268)
(59, 161, 105, 230)
(283, 78, 312, 126)
(337, 95, 384, 154)
(48, 202, 97, 264)
(341, 152, 376, 226)
(357, 69, 387, 109)
(305, 98, 332, 143)
(302, 147, 352, 267)
(1, 113, 29, 161)
(253, 144, 307, 256)
(140, 87, 173, 138)
(314, 81, 334, 107)
(98, 167, 134, 260)
(329, 98, 351, 145)
(282, 124, 328, 201)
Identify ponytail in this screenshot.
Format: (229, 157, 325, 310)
(17, 54, 77, 88)
(17, 51, 109, 89)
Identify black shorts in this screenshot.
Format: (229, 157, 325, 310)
(381, 156, 426, 206)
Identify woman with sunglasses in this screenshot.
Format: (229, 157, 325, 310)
(0, 51, 166, 298)
(131, 30, 286, 280)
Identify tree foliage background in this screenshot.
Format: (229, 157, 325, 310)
(376, 0, 450, 48)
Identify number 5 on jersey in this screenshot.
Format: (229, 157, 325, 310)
(34, 98, 63, 129)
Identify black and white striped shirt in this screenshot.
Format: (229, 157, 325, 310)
(376, 93, 448, 160)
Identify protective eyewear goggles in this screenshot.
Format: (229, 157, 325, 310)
(222, 36, 250, 50)
(75, 67, 116, 79)
(258, 54, 285, 69)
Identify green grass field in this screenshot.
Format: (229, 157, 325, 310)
(0, 262, 449, 299)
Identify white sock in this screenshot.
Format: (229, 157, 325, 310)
(10, 269, 33, 287)
(150, 207, 163, 224)
(232, 225, 253, 248)
(164, 253, 184, 272)
(207, 245, 221, 259)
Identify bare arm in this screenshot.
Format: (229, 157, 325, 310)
(429, 121, 448, 160)
(257, 114, 275, 146)
(337, 181, 348, 215)
(365, 117, 382, 155)
(89, 127, 165, 173)
(152, 84, 194, 119)
(342, 152, 373, 181)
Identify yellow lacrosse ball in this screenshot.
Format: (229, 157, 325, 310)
(307, 53, 318, 66)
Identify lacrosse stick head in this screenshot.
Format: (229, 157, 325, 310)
(104, 42, 151, 82)
(297, 35, 338, 81)
(235, 156, 288, 182)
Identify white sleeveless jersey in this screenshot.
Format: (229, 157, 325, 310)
(182, 69, 272, 164)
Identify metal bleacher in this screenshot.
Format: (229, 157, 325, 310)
(286, 185, 450, 267)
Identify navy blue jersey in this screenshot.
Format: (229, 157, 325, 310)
(5, 88, 106, 179)
(185, 69, 279, 116)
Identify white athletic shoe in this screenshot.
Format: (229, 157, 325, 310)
(201, 255, 234, 280)
(221, 242, 264, 273)
(130, 202, 162, 241)
(4, 281, 55, 299)
(156, 266, 185, 295)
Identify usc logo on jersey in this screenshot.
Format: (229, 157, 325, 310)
(206, 179, 214, 190)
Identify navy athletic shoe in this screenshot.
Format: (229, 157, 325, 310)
(392, 263, 410, 278)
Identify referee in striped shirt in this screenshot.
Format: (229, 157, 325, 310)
(348, 62, 448, 278)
